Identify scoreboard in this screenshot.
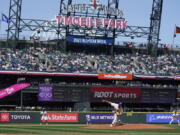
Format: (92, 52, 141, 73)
(90, 87, 177, 103)
(141, 88, 176, 103)
(40, 85, 177, 103)
(53, 86, 89, 102)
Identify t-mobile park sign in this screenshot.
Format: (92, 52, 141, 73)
(61, 0, 124, 17)
(56, 16, 127, 30)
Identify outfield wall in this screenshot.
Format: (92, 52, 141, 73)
(0, 112, 179, 124)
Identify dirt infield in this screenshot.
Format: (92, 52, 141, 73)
(85, 124, 172, 129)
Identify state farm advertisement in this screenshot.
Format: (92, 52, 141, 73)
(90, 87, 142, 102)
(47, 113, 78, 122)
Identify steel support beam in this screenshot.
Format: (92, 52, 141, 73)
(148, 0, 163, 56)
(7, 0, 155, 49)
(7, 0, 22, 47)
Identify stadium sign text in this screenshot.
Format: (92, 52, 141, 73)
(56, 16, 127, 30)
(90, 87, 142, 102)
(47, 113, 78, 122)
(11, 115, 31, 120)
(146, 113, 179, 123)
(98, 73, 133, 80)
(61, 1, 124, 18)
(67, 35, 113, 45)
(85, 113, 114, 123)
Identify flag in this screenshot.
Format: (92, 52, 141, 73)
(93, 0, 97, 9)
(1, 13, 10, 24)
(176, 26, 180, 33)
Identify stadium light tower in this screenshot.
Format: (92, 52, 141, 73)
(7, 0, 22, 47)
(148, 0, 163, 56)
(6, 0, 163, 54)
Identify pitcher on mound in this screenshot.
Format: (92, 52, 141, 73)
(102, 100, 123, 127)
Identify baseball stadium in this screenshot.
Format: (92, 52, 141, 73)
(0, 0, 180, 134)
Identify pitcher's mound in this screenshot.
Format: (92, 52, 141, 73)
(85, 124, 172, 129)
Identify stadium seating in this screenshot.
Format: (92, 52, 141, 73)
(0, 47, 179, 75)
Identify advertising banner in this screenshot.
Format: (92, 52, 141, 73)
(85, 113, 114, 123)
(146, 113, 179, 123)
(57, 16, 127, 30)
(0, 113, 10, 122)
(0, 83, 30, 99)
(67, 35, 113, 45)
(10, 112, 40, 123)
(90, 87, 141, 102)
(38, 85, 53, 101)
(98, 73, 133, 80)
(82, 112, 147, 124)
(47, 113, 78, 122)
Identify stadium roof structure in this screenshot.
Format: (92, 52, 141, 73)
(6, 0, 163, 56)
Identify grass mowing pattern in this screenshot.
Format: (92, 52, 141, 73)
(0, 124, 180, 134)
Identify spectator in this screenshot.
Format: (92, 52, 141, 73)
(0, 48, 179, 75)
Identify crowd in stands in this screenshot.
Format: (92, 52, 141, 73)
(0, 47, 179, 75)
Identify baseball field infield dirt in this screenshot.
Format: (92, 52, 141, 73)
(0, 123, 172, 129)
(84, 123, 172, 129)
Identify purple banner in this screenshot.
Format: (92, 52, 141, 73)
(38, 85, 53, 101)
(85, 113, 114, 123)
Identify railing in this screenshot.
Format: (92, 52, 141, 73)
(0, 33, 180, 48)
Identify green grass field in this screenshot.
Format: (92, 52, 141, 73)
(0, 124, 180, 135)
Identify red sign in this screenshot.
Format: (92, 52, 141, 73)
(56, 16, 127, 30)
(98, 73, 133, 80)
(47, 113, 78, 122)
(0, 113, 10, 122)
(176, 26, 180, 33)
(90, 87, 141, 102)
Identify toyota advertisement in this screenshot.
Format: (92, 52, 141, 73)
(0, 113, 10, 122)
(0, 112, 40, 123)
(0, 112, 78, 123)
(90, 87, 142, 102)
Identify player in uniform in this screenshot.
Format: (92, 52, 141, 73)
(102, 100, 123, 127)
(40, 110, 48, 125)
(169, 110, 180, 126)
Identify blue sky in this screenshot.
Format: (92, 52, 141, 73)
(0, 0, 180, 47)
